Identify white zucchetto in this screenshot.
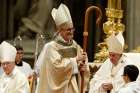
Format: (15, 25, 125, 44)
(51, 4, 73, 27)
(0, 41, 17, 63)
(106, 32, 124, 54)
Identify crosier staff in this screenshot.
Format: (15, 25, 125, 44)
(81, 6, 102, 93)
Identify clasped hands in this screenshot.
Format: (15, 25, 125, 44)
(101, 83, 113, 91)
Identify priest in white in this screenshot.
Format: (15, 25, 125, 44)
(89, 32, 139, 93)
(0, 41, 30, 93)
(35, 3, 90, 93)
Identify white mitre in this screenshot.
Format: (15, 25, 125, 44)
(106, 32, 124, 54)
(51, 3, 73, 27)
(0, 41, 17, 63)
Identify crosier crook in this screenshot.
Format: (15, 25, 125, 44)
(81, 6, 102, 93)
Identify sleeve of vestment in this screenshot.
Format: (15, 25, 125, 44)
(89, 59, 111, 93)
(34, 44, 47, 76)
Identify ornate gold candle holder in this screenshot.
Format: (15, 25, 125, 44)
(114, 9, 125, 33)
(103, 8, 124, 36)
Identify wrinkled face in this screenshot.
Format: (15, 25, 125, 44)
(15, 50, 24, 64)
(1, 62, 15, 75)
(109, 52, 122, 65)
(59, 23, 75, 42)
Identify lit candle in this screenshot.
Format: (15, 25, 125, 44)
(113, 0, 116, 9)
(117, 0, 121, 9)
(108, 0, 112, 8)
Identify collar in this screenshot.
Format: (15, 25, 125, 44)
(119, 54, 125, 63)
(120, 54, 127, 63)
(54, 34, 73, 46)
(16, 61, 23, 66)
(117, 54, 126, 63)
(125, 81, 140, 87)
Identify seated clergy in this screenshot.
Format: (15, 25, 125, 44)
(89, 32, 140, 93)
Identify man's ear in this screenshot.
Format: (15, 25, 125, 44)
(125, 75, 130, 82)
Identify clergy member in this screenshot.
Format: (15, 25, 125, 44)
(0, 41, 30, 93)
(35, 3, 90, 93)
(89, 32, 140, 93)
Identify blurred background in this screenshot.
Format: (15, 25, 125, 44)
(0, 0, 140, 67)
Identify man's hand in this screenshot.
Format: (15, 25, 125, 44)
(79, 63, 88, 72)
(76, 52, 87, 63)
(28, 71, 38, 80)
(76, 51, 88, 73)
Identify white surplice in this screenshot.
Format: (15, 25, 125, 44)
(0, 66, 30, 93)
(89, 54, 140, 93)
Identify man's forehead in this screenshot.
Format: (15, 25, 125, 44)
(17, 50, 23, 52)
(60, 23, 73, 28)
(1, 62, 14, 64)
(109, 52, 121, 55)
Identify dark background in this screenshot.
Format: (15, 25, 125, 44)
(0, 0, 126, 63)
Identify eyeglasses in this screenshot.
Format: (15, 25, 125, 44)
(61, 27, 75, 32)
(1, 62, 12, 66)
